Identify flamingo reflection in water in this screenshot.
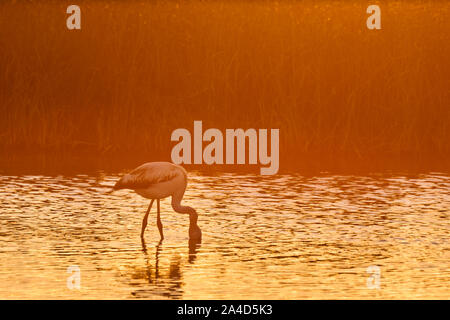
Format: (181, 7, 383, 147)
(127, 238, 201, 299)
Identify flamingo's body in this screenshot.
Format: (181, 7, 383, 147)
(113, 162, 201, 240)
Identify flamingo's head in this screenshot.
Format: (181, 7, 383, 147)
(189, 210, 202, 241)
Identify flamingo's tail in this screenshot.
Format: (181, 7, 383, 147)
(112, 174, 130, 191)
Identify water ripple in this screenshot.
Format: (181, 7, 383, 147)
(0, 172, 449, 298)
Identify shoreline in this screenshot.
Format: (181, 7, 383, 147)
(1, 150, 448, 176)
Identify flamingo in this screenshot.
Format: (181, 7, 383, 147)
(112, 162, 201, 241)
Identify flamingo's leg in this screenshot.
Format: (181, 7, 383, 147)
(157, 199, 164, 240)
(141, 199, 154, 238)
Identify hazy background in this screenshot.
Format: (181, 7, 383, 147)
(0, 0, 449, 173)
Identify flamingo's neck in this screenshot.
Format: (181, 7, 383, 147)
(171, 198, 201, 240)
(172, 202, 196, 215)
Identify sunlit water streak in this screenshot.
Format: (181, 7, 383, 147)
(0, 172, 448, 299)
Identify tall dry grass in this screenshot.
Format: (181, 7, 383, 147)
(0, 0, 449, 170)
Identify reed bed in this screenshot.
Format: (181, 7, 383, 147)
(0, 0, 449, 170)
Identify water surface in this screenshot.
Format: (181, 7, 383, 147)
(0, 171, 449, 299)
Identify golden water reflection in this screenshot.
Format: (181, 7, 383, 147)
(0, 172, 448, 299)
